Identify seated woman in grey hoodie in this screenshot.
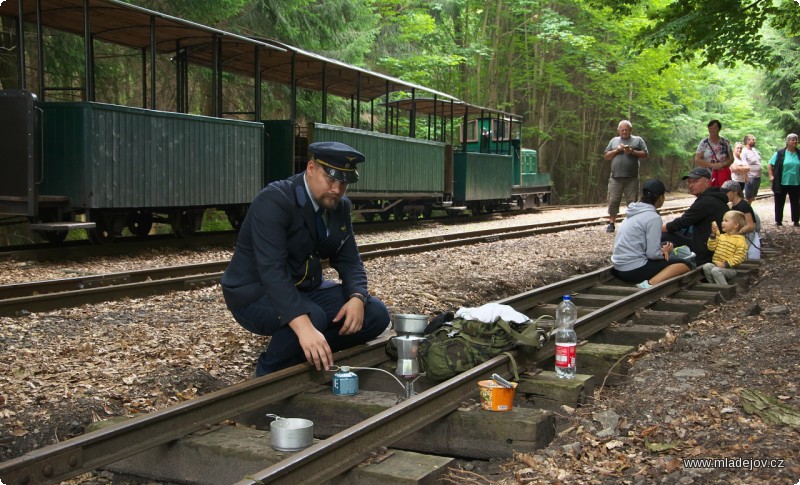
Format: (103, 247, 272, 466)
(611, 180, 692, 289)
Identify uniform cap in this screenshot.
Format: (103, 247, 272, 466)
(642, 179, 667, 196)
(682, 167, 712, 180)
(309, 141, 365, 184)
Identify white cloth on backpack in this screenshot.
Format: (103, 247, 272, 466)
(455, 303, 529, 324)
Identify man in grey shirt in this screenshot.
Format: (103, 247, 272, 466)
(741, 134, 763, 204)
(603, 120, 649, 232)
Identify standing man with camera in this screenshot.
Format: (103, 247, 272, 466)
(603, 120, 649, 233)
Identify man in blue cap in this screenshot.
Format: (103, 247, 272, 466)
(222, 141, 390, 377)
(661, 167, 729, 265)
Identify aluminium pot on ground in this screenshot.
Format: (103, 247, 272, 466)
(266, 413, 314, 451)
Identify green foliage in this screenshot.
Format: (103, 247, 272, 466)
(590, 0, 800, 69)
(371, 1, 467, 92)
(646, 0, 774, 67)
(234, 0, 379, 65)
(42, 31, 85, 99)
(202, 210, 234, 232)
(760, 31, 800, 136)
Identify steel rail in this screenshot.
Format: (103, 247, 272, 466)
(0, 204, 692, 263)
(0, 215, 606, 302)
(0, 261, 230, 299)
(1, 194, 769, 262)
(0, 341, 390, 485)
(0, 232, 237, 261)
(515, 268, 705, 363)
(1, 214, 673, 316)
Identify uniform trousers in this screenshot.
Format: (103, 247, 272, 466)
(230, 284, 390, 376)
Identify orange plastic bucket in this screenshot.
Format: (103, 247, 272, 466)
(478, 380, 517, 411)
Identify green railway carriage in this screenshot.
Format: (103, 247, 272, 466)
(38, 102, 264, 209)
(262, 120, 449, 221)
(516, 147, 551, 205)
(453, 152, 514, 210)
(459, 118, 551, 209)
(15, 100, 264, 241)
(310, 124, 448, 220)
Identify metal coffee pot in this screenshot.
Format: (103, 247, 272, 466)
(393, 335, 426, 379)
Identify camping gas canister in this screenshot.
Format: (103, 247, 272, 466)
(332, 366, 359, 396)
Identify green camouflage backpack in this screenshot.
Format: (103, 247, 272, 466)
(387, 316, 548, 381)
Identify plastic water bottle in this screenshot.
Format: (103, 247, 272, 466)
(555, 295, 578, 379)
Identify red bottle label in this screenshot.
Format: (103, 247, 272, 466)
(555, 343, 576, 368)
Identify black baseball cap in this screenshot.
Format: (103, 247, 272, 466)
(642, 179, 667, 196)
(682, 167, 712, 180)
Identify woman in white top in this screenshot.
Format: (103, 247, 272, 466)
(730, 141, 750, 191)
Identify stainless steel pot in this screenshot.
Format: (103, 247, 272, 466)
(266, 413, 314, 451)
(392, 313, 428, 335)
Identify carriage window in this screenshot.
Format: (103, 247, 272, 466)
(492, 120, 510, 141)
(461, 120, 479, 143)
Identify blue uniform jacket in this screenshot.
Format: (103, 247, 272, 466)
(221, 172, 368, 325)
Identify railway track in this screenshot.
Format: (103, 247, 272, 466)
(3, 197, 711, 262)
(0, 260, 762, 485)
(0, 207, 543, 262)
(0, 208, 694, 316)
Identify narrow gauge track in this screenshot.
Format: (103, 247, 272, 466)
(0, 207, 692, 316)
(0, 262, 761, 485)
(0, 208, 542, 262)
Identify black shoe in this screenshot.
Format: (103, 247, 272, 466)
(794, 222, 800, 227)
(606, 223, 615, 233)
(776, 222, 783, 226)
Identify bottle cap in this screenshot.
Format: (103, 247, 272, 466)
(563, 295, 571, 300)
(340, 365, 350, 372)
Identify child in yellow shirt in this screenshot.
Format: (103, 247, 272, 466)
(703, 210, 749, 285)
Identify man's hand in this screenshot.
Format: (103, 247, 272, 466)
(333, 298, 365, 335)
(289, 316, 333, 371)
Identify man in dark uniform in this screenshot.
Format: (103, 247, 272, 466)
(661, 167, 729, 265)
(221, 141, 390, 377)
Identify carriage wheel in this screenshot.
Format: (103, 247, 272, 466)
(127, 211, 153, 238)
(171, 210, 202, 237)
(88, 217, 116, 244)
(470, 202, 483, 215)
